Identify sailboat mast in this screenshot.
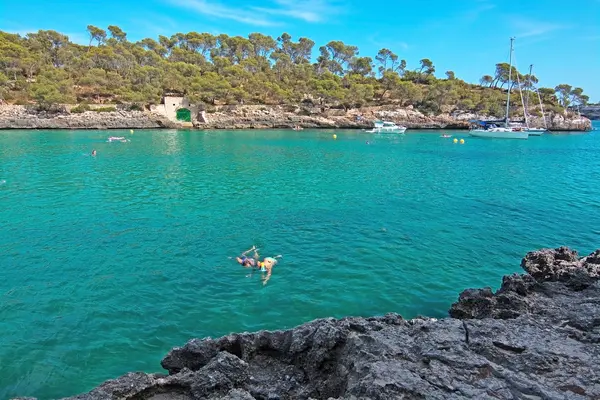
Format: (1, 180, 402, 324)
(505, 37, 515, 128)
(516, 65, 529, 128)
(536, 88, 548, 130)
(525, 64, 533, 115)
(531, 63, 548, 130)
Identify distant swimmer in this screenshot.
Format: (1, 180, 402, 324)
(91, 149, 97, 156)
(236, 245, 259, 268)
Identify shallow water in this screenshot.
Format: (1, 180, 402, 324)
(1, 124, 599, 399)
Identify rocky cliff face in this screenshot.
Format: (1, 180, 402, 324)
(0, 104, 592, 131)
(15, 247, 600, 400)
(0, 105, 181, 129)
(580, 105, 600, 120)
(197, 105, 592, 131)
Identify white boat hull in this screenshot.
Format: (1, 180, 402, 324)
(365, 127, 407, 134)
(468, 129, 528, 139)
(367, 120, 406, 134)
(526, 128, 546, 136)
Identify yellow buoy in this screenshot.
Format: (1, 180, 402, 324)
(333, 134, 337, 139)
(130, 129, 134, 134)
(460, 139, 465, 144)
(453, 138, 458, 143)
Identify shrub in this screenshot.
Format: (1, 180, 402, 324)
(93, 106, 117, 112)
(128, 104, 143, 111)
(70, 103, 91, 113)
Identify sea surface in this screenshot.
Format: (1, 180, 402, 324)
(1, 123, 599, 399)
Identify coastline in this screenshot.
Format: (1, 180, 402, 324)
(0, 104, 592, 131)
(14, 246, 600, 400)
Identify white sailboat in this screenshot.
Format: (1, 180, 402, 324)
(511, 63, 542, 136)
(469, 37, 528, 140)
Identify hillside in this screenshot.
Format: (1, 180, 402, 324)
(0, 27, 591, 122)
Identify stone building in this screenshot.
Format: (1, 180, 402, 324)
(151, 93, 198, 126)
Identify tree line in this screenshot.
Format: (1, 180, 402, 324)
(0, 26, 590, 117)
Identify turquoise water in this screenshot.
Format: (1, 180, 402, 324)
(1, 124, 599, 399)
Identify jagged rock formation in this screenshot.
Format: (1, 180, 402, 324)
(13, 247, 600, 400)
(0, 104, 592, 131)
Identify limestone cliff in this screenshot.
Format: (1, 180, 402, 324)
(196, 104, 593, 132)
(14, 247, 600, 400)
(0, 105, 182, 130)
(0, 104, 592, 131)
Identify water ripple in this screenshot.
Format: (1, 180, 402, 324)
(1, 126, 599, 399)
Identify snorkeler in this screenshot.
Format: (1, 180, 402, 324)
(91, 149, 97, 156)
(258, 255, 283, 285)
(236, 246, 259, 268)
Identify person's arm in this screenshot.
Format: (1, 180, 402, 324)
(241, 246, 256, 256)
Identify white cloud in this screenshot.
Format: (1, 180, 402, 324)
(253, 0, 342, 23)
(166, 0, 277, 26)
(462, 1, 496, 22)
(509, 17, 566, 38)
(166, 0, 342, 26)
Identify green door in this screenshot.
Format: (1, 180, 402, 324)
(176, 108, 191, 122)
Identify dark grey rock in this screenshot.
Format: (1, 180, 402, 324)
(13, 247, 600, 400)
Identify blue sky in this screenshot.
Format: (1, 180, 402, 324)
(2, 0, 599, 101)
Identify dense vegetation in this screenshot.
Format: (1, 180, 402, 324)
(0, 27, 590, 117)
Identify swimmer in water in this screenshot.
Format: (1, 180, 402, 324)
(91, 150, 97, 156)
(258, 255, 283, 285)
(236, 246, 259, 268)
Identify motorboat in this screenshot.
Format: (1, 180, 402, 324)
(365, 120, 407, 134)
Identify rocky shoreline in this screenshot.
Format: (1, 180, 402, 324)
(0, 104, 592, 131)
(197, 105, 592, 132)
(580, 105, 600, 120)
(15, 247, 600, 400)
(0, 105, 180, 130)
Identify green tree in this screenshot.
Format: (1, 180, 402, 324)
(30, 68, 75, 105)
(87, 25, 106, 48)
(323, 40, 358, 75)
(349, 57, 373, 76)
(248, 32, 276, 58)
(479, 75, 493, 87)
(107, 26, 127, 42)
(554, 84, 572, 107)
(569, 87, 588, 107)
(418, 58, 435, 82)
